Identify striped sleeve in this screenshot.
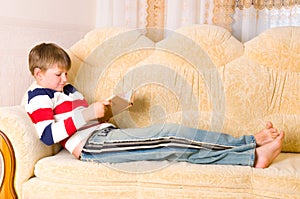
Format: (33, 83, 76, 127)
(25, 86, 88, 146)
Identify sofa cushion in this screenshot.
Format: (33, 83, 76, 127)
(34, 150, 252, 187)
(28, 149, 300, 198)
(252, 153, 300, 198)
(244, 26, 300, 73)
(169, 24, 244, 67)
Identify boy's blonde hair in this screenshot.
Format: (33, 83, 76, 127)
(28, 43, 71, 75)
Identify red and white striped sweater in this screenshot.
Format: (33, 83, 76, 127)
(25, 82, 113, 154)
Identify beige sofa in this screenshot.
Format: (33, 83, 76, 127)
(0, 24, 300, 199)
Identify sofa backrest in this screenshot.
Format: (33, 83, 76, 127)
(68, 25, 300, 153)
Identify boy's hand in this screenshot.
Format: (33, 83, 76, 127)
(94, 100, 113, 121)
(82, 100, 113, 122)
(97, 100, 113, 122)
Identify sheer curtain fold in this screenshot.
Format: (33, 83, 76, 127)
(233, 1, 300, 41)
(95, 0, 300, 42)
(95, 0, 148, 28)
(165, 0, 214, 30)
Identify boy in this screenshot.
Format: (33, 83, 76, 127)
(25, 43, 284, 168)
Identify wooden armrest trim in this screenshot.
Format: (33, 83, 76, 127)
(0, 131, 17, 199)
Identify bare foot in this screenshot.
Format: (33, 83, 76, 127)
(254, 131, 284, 168)
(254, 121, 280, 147)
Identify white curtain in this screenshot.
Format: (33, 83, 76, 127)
(164, 0, 214, 31)
(95, 0, 300, 42)
(232, 5, 300, 42)
(95, 0, 148, 29)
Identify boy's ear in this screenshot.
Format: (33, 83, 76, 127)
(33, 68, 42, 79)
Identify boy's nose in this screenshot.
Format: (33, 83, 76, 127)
(61, 74, 68, 82)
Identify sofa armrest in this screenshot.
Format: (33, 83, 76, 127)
(0, 106, 60, 198)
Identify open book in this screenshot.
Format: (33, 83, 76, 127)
(107, 89, 133, 115)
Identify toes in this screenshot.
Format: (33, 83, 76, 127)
(270, 129, 280, 138)
(273, 131, 285, 144)
(266, 121, 273, 129)
(278, 131, 285, 139)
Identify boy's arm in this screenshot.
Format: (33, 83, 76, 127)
(26, 90, 87, 146)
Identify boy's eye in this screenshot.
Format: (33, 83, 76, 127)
(55, 72, 67, 76)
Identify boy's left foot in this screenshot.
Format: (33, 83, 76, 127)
(254, 121, 280, 147)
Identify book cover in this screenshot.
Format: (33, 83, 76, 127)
(107, 90, 133, 115)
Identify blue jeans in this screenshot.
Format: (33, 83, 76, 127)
(80, 123, 256, 166)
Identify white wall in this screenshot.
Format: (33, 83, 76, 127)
(0, 0, 96, 106)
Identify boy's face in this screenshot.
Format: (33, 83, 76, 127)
(35, 64, 68, 92)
